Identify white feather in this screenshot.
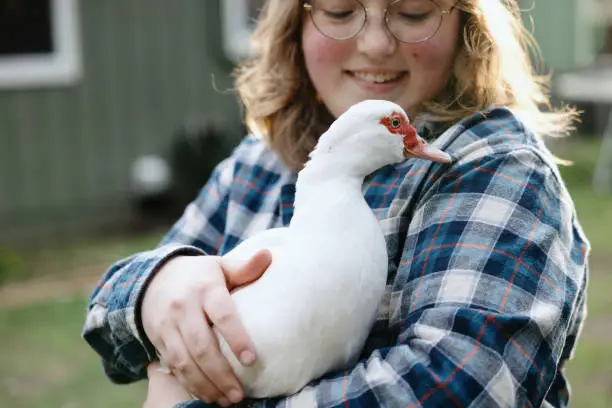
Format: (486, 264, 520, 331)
(218, 100, 415, 397)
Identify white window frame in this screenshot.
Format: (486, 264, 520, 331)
(221, 0, 256, 61)
(0, 0, 83, 89)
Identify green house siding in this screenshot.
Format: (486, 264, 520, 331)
(0, 0, 242, 243)
(520, 0, 603, 71)
(0, 0, 604, 243)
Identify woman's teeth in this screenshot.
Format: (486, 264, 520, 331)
(352, 72, 403, 83)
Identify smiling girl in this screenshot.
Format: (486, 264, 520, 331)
(83, 1, 589, 407)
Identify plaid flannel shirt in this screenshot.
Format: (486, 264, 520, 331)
(83, 107, 589, 408)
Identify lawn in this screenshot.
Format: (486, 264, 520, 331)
(0, 230, 164, 285)
(0, 294, 147, 408)
(0, 136, 611, 407)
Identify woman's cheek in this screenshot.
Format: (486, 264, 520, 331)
(409, 42, 456, 91)
(309, 43, 347, 67)
(407, 16, 461, 73)
(303, 26, 349, 65)
(404, 45, 455, 102)
(409, 42, 447, 68)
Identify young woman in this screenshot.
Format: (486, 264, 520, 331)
(83, 0, 590, 407)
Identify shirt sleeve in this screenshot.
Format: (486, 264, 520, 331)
(82, 152, 237, 383)
(224, 148, 588, 408)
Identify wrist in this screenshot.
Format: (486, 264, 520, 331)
(135, 247, 206, 360)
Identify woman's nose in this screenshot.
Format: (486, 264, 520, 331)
(356, 9, 397, 60)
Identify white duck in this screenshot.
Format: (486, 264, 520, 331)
(217, 100, 451, 398)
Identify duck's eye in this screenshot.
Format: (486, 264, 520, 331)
(390, 118, 401, 129)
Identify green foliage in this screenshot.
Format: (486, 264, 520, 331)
(0, 248, 23, 285)
(548, 135, 603, 187)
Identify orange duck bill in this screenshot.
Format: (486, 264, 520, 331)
(403, 135, 451, 163)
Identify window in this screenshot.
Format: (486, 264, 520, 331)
(0, 0, 82, 89)
(221, 0, 266, 61)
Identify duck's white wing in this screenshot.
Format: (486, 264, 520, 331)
(222, 227, 288, 266)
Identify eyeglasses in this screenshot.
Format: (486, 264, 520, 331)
(303, 0, 454, 44)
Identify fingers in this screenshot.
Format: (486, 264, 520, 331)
(179, 298, 245, 405)
(222, 249, 272, 287)
(157, 330, 224, 405)
(201, 284, 257, 367)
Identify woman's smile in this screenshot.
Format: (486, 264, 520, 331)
(345, 69, 409, 94)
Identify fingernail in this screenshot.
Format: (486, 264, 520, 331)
(240, 350, 256, 365)
(228, 389, 242, 403)
(218, 397, 231, 407)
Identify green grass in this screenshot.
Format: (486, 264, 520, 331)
(0, 232, 165, 405)
(0, 294, 147, 408)
(566, 340, 612, 407)
(0, 230, 164, 284)
(0, 136, 611, 407)
(565, 185, 612, 255)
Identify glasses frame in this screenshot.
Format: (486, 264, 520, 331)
(303, 0, 455, 44)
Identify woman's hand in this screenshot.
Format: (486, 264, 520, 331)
(144, 362, 192, 408)
(141, 250, 272, 406)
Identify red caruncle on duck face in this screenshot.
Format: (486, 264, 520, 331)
(379, 111, 418, 151)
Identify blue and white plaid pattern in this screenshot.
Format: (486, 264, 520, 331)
(83, 107, 589, 407)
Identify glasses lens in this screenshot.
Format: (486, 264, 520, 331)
(310, 0, 366, 40)
(386, 0, 443, 43)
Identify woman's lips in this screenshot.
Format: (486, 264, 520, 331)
(346, 70, 407, 94)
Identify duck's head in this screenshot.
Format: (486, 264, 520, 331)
(313, 100, 451, 174)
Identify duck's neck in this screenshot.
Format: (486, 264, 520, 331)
(292, 155, 368, 224)
(296, 154, 365, 191)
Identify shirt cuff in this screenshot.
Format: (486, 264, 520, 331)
(133, 244, 208, 360)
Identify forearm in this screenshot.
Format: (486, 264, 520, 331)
(82, 243, 205, 382)
(82, 152, 238, 382)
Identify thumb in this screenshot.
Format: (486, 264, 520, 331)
(220, 249, 272, 288)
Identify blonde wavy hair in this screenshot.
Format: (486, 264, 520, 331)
(234, 0, 578, 171)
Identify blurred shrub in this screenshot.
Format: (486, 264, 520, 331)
(548, 136, 602, 187)
(558, 158, 596, 186)
(0, 248, 23, 285)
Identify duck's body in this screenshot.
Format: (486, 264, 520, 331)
(220, 172, 388, 397)
(215, 100, 451, 397)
